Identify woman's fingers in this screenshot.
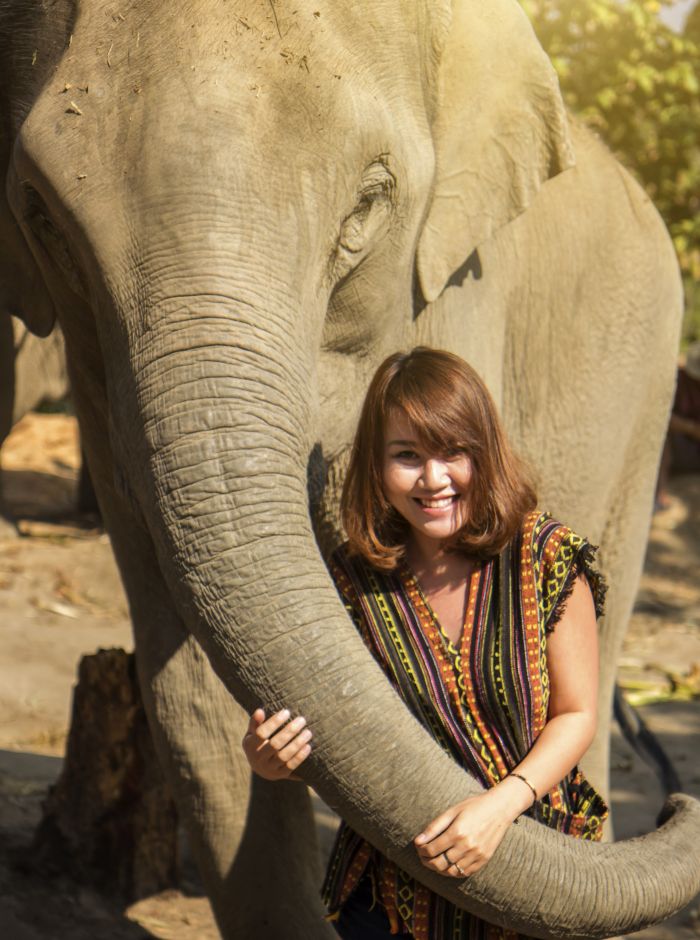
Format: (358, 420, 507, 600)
(275, 726, 313, 764)
(245, 707, 266, 736)
(416, 845, 477, 878)
(284, 741, 313, 772)
(414, 808, 456, 849)
(243, 708, 313, 779)
(253, 708, 294, 743)
(414, 818, 489, 877)
(265, 716, 309, 753)
(417, 849, 459, 876)
(416, 831, 457, 860)
(417, 839, 492, 878)
(414, 815, 459, 861)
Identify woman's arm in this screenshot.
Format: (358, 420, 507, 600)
(242, 708, 313, 781)
(415, 575, 599, 878)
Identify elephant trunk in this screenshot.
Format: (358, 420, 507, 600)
(110, 279, 700, 939)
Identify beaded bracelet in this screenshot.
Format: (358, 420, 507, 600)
(510, 772, 538, 804)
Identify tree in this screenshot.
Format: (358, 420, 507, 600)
(522, 0, 700, 343)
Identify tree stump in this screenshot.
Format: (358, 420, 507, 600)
(32, 648, 179, 901)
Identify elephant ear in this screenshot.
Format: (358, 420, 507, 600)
(416, 0, 574, 304)
(0, 207, 57, 337)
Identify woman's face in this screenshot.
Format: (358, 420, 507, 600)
(382, 409, 472, 547)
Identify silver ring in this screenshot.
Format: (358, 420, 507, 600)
(454, 860, 466, 876)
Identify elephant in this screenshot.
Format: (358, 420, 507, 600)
(1, 0, 699, 938)
(0, 316, 68, 432)
(0, 316, 69, 532)
(0, 316, 98, 530)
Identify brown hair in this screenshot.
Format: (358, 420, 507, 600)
(341, 347, 536, 569)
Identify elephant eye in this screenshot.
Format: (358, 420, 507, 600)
(22, 184, 87, 299)
(336, 160, 396, 258)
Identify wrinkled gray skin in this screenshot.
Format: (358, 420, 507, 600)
(1, 1, 699, 938)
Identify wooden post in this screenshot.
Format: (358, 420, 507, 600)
(33, 648, 179, 900)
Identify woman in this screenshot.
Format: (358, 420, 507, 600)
(243, 347, 608, 939)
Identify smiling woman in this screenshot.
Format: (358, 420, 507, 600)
(342, 348, 537, 570)
(244, 346, 609, 940)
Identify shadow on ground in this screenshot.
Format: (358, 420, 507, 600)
(0, 751, 161, 940)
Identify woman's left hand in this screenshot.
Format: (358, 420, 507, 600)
(414, 789, 519, 878)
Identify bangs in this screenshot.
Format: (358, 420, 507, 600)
(384, 362, 478, 455)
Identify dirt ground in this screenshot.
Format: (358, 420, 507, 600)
(0, 412, 698, 940)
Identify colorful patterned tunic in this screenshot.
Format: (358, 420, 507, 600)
(322, 510, 608, 939)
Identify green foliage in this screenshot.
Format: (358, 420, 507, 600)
(686, 2, 700, 41)
(521, 0, 700, 342)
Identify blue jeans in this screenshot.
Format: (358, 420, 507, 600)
(333, 877, 398, 939)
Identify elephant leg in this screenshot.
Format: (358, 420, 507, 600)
(102, 508, 332, 939)
(583, 430, 668, 815)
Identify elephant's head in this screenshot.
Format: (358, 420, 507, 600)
(2, 1, 699, 936)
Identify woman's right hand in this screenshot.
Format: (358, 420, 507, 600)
(242, 708, 313, 781)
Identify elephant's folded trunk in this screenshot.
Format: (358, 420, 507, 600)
(112, 306, 700, 939)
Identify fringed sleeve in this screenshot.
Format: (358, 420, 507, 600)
(536, 518, 608, 634)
